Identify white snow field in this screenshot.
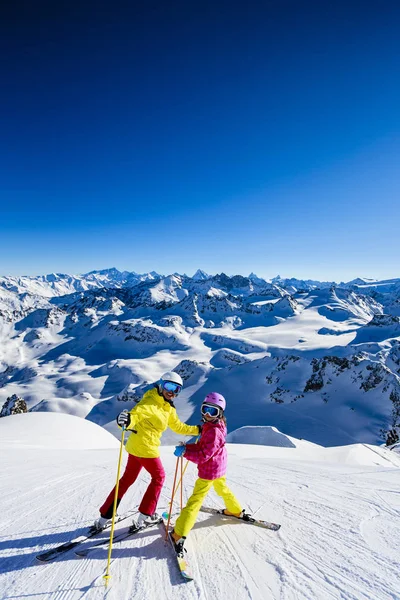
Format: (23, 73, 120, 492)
(1, 414, 400, 600)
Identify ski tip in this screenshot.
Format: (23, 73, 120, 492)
(177, 561, 194, 581)
(36, 556, 49, 563)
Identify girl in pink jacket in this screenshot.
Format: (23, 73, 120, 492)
(170, 392, 243, 554)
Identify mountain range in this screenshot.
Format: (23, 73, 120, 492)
(0, 268, 399, 446)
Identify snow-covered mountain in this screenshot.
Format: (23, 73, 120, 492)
(192, 269, 210, 281)
(1, 269, 400, 447)
(0, 268, 162, 298)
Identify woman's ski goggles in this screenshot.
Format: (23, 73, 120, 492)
(201, 403, 221, 418)
(162, 381, 182, 395)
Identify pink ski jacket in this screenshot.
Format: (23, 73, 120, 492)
(184, 419, 227, 480)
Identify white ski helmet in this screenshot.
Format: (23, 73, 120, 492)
(160, 371, 183, 387)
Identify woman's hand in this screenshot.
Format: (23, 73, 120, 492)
(116, 410, 131, 428)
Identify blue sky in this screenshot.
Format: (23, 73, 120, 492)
(0, 0, 399, 282)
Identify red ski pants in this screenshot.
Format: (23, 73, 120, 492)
(99, 453, 165, 518)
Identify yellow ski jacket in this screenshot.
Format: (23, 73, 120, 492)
(124, 387, 199, 458)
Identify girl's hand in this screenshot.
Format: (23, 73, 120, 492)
(174, 443, 186, 457)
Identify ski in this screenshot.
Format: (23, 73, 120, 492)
(199, 506, 281, 531)
(36, 510, 137, 562)
(75, 518, 163, 557)
(161, 518, 194, 581)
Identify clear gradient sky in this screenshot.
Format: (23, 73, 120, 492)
(1, 0, 399, 282)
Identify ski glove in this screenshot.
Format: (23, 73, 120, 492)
(174, 444, 186, 457)
(116, 410, 131, 428)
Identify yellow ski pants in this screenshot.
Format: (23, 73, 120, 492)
(174, 476, 242, 537)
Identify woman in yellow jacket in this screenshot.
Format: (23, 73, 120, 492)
(94, 372, 200, 531)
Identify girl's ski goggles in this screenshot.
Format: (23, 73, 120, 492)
(201, 403, 221, 418)
(162, 381, 182, 395)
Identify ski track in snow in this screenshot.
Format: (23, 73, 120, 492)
(1, 444, 400, 600)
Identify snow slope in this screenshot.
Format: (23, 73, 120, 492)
(0, 412, 119, 450)
(1, 414, 399, 600)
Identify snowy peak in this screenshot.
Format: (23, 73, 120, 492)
(192, 269, 210, 280)
(248, 272, 268, 285)
(271, 275, 335, 292)
(87, 267, 127, 277)
(345, 277, 378, 286)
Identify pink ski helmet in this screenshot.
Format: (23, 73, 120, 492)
(203, 392, 226, 411)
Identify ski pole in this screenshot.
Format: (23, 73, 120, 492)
(172, 458, 189, 498)
(165, 456, 180, 540)
(103, 426, 126, 587)
(180, 455, 183, 510)
(171, 434, 200, 508)
(166, 435, 200, 524)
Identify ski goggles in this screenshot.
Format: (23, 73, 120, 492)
(162, 381, 182, 395)
(201, 403, 221, 418)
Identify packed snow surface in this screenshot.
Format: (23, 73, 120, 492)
(1, 414, 399, 600)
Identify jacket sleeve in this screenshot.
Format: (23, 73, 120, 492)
(184, 427, 224, 464)
(168, 409, 200, 437)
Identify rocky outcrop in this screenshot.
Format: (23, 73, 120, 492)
(117, 383, 142, 403)
(0, 394, 28, 417)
